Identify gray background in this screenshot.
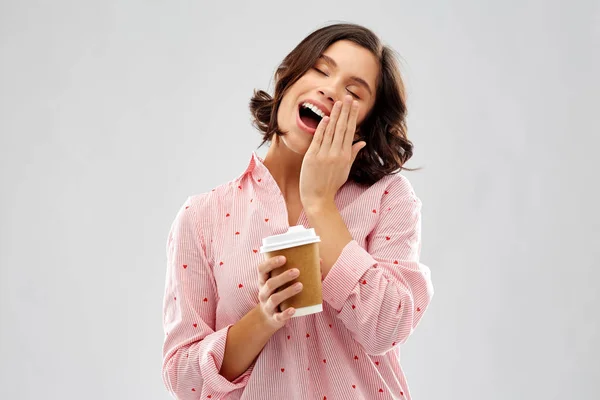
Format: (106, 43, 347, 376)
(1, 1, 598, 399)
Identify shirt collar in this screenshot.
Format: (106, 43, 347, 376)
(237, 150, 267, 180)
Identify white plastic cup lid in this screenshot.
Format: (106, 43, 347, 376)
(259, 225, 321, 253)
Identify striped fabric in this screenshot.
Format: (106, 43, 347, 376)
(162, 151, 434, 400)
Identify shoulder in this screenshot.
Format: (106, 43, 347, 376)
(380, 173, 418, 198)
(186, 178, 242, 216)
(178, 178, 242, 235)
(354, 172, 420, 206)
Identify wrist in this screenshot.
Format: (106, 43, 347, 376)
(253, 304, 282, 334)
(303, 199, 336, 217)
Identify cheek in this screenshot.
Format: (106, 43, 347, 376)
(356, 110, 368, 126)
(357, 102, 374, 125)
(281, 89, 300, 115)
(277, 93, 296, 122)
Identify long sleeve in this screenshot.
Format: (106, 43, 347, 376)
(321, 178, 434, 356)
(162, 196, 253, 399)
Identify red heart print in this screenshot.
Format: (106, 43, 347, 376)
(185, 206, 189, 209)
(235, 231, 240, 235)
(323, 397, 326, 400)
(400, 391, 404, 396)
(219, 261, 224, 266)
(238, 185, 242, 189)
(191, 388, 196, 392)
(386, 236, 391, 240)
(238, 283, 243, 288)
(417, 307, 421, 312)
(392, 342, 396, 346)
(328, 324, 332, 328)
(287, 335, 291, 340)
(352, 384, 356, 389)
(384, 190, 389, 194)
(307, 367, 310, 371)
(379, 388, 384, 392)
(375, 361, 380, 366)
(203, 298, 208, 302)
(253, 249, 258, 253)
(258, 178, 262, 182)
(352, 305, 356, 309)
(306, 333, 310, 338)
(193, 323, 197, 328)
(250, 199, 253, 202)
(354, 355, 358, 360)
(174, 297, 176, 301)
(226, 213, 230, 217)
(183, 264, 188, 269)
(393, 260, 399, 264)
(323, 359, 326, 363)
(281, 368, 285, 373)
(362, 279, 367, 284)
(265, 218, 269, 222)
(387, 207, 391, 211)
(208, 396, 212, 399)
(186, 353, 189, 358)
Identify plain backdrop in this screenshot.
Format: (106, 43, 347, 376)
(1, 1, 599, 399)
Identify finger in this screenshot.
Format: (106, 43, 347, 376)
(343, 100, 359, 151)
(309, 115, 330, 153)
(257, 256, 286, 285)
(322, 101, 342, 150)
(267, 282, 303, 312)
(258, 268, 299, 303)
(333, 95, 353, 149)
(273, 307, 296, 323)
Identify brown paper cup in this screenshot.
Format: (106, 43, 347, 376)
(260, 226, 322, 317)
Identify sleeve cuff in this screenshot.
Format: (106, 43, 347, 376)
(199, 324, 254, 393)
(321, 240, 377, 311)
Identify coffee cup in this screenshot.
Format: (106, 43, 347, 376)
(259, 225, 322, 317)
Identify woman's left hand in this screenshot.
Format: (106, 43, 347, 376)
(299, 95, 367, 210)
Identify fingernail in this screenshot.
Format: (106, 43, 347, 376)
(278, 256, 285, 263)
(289, 269, 299, 276)
(295, 282, 303, 291)
(289, 308, 296, 315)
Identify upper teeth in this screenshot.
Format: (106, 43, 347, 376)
(302, 102, 326, 119)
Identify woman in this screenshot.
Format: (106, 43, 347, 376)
(162, 22, 434, 400)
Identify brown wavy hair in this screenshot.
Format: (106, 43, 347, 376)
(249, 22, 421, 186)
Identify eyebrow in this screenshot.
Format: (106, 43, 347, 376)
(318, 54, 373, 96)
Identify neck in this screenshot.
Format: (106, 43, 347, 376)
(262, 135, 303, 199)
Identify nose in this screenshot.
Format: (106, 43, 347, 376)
(318, 89, 336, 104)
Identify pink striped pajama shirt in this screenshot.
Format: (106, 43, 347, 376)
(162, 151, 434, 400)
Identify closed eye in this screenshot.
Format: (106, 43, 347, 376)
(314, 67, 360, 99)
(313, 67, 328, 76)
(347, 90, 360, 99)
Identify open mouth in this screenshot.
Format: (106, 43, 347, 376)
(298, 103, 324, 130)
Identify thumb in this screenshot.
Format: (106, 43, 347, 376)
(351, 141, 367, 164)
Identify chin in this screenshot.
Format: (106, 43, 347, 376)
(279, 131, 311, 155)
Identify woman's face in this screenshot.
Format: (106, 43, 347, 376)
(276, 40, 379, 155)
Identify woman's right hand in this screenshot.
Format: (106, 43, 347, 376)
(257, 255, 303, 330)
